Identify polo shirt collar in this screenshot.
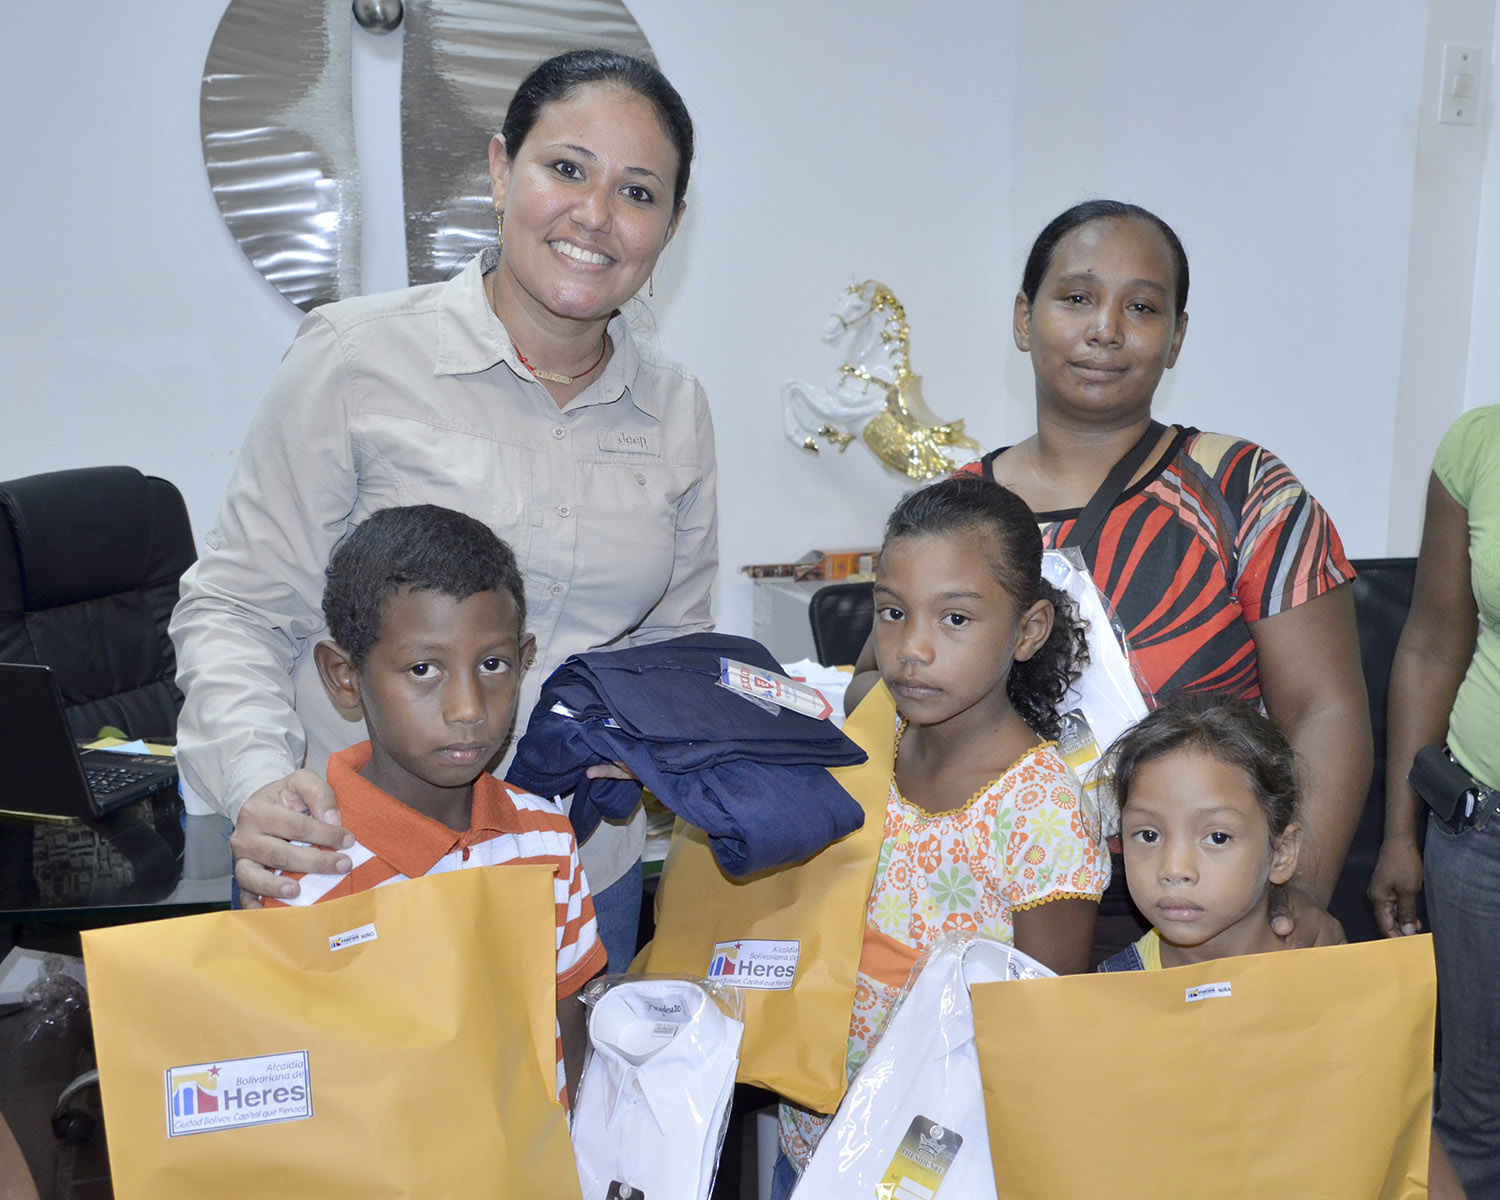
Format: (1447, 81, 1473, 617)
(326, 743, 510, 880)
(433, 248, 658, 421)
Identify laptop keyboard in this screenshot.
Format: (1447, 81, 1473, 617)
(84, 762, 159, 797)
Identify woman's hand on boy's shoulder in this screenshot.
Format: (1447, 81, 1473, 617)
(1268, 884, 1346, 949)
(230, 769, 354, 907)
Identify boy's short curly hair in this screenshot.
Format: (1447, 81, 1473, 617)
(321, 505, 526, 669)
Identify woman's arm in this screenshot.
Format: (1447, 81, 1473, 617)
(170, 314, 361, 897)
(1368, 475, 1476, 937)
(1250, 581, 1371, 912)
(1012, 898, 1098, 975)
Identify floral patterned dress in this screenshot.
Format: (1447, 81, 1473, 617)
(778, 729, 1110, 1169)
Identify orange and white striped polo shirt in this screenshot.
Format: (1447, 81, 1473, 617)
(267, 741, 606, 1001)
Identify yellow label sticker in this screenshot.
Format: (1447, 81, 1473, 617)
(1056, 708, 1100, 773)
(877, 1115, 963, 1199)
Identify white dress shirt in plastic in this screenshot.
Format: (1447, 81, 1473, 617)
(572, 978, 744, 1200)
(796, 936, 1053, 1198)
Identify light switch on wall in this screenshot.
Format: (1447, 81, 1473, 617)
(1439, 44, 1483, 126)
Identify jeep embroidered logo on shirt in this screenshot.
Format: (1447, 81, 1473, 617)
(599, 430, 659, 455)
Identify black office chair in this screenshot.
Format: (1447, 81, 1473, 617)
(808, 581, 875, 668)
(0, 468, 198, 1150)
(0, 466, 196, 741)
(1327, 557, 1418, 944)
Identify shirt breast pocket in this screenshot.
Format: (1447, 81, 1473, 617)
(576, 459, 682, 608)
(350, 413, 532, 557)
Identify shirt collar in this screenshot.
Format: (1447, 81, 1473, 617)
(586, 981, 730, 1133)
(326, 742, 512, 880)
(432, 248, 659, 421)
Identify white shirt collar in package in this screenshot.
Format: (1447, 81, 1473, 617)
(573, 979, 744, 1200)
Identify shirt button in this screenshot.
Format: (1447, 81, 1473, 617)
(552, 426, 567, 440)
(551, 582, 566, 596)
(634, 472, 647, 485)
(557, 505, 572, 518)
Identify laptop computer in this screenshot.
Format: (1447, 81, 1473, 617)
(0, 662, 179, 821)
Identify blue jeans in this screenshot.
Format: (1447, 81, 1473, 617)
(768, 1151, 799, 1200)
(591, 858, 644, 974)
(1425, 811, 1500, 1197)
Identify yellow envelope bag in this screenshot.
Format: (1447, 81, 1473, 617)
(972, 936, 1436, 1198)
(82, 864, 581, 1199)
(636, 682, 895, 1113)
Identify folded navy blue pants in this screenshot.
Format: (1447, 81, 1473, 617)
(508, 633, 867, 876)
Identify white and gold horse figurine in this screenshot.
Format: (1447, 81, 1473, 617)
(782, 280, 979, 480)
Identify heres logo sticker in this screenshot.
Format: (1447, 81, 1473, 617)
(706, 939, 800, 991)
(165, 1051, 312, 1136)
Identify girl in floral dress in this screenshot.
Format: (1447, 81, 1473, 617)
(774, 475, 1109, 1194)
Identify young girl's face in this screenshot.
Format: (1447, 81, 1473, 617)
(873, 529, 1050, 733)
(1120, 749, 1300, 965)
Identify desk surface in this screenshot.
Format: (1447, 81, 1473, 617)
(1, 800, 231, 924)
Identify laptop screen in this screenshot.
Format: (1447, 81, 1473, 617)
(0, 662, 96, 819)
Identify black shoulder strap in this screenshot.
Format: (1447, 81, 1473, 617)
(1063, 421, 1166, 556)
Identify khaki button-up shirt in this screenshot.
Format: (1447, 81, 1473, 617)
(170, 249, 717, 890)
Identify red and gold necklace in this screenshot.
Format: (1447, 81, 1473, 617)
(511, 333, 608, 385)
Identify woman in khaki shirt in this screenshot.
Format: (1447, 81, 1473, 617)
(171, 49, 716, 969)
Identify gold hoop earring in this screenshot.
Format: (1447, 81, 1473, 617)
(495, 208, 504, 249)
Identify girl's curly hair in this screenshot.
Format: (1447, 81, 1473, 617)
(882, 475, 1088, 740)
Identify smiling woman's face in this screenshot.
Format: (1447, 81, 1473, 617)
(1013, 216, 1188, 426)
(488, 82, 682, 328)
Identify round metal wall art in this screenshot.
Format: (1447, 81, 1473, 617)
(201, 0, 652, 311)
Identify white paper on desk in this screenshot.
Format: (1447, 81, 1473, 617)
(0, 946, 88, 1006)
(92, 739, 168, 756)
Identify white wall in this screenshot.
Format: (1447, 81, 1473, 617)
(1392, 0, 1497, 550)
(0, 3, 303, 544)
(1009, 3, 1427, 561)
(627, 0, 1022, 635)
(1, 1, 1495, 642)
(1465, 11, 1500, 419)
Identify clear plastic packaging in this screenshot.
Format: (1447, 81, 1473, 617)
(20, 953, 90, 1043)
(795, 934, 1052, 1198)
(572, 974, 745, 1200)
(1043, 547, 1154, 835)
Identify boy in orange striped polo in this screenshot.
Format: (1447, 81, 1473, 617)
(266, 504, 606, 1103)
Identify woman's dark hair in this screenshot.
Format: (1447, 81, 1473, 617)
(1103, 696, 1300, 838)
(501, 48, 695, 211)
(880, 475, 1088, 740)
(1020, 200, 1190, 317)
(322, 505, 526, 669)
